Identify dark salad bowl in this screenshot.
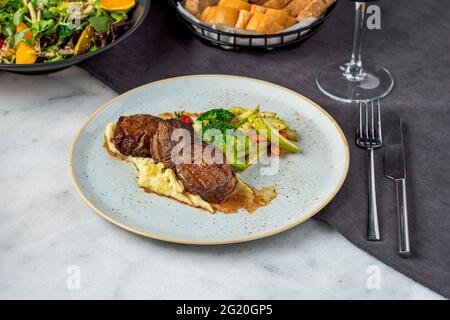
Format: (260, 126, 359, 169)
(0, 0, 150, 75)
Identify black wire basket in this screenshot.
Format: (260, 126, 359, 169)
(170, 0, 338, 50)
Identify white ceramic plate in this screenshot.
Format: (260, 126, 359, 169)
(70, 75, 349, 244)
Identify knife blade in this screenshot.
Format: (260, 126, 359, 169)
(384, 117, 406, 180)
(384, 116, 410, 258)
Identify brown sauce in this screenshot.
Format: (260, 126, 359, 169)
(213, 180, 277, 214)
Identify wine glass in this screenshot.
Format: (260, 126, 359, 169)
(316, 0, 394, 103)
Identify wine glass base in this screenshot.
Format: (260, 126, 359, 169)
(316, 61, 394, 103)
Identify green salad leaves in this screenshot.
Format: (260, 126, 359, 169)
(0, 0, 133, 64)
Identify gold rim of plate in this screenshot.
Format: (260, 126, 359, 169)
(69, 74, 350, 245)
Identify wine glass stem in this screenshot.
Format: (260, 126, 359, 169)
(344, 1, 366, 81)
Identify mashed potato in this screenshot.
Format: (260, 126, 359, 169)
(104, 123, 214, 213)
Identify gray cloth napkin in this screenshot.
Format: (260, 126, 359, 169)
(81, 0, 450, 298)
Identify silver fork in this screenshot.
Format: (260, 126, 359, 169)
(356, 100, 382, 241)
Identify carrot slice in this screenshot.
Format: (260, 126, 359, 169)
(279, 130, 289, 139)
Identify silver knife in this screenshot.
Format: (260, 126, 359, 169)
(384, 116, 411, 258)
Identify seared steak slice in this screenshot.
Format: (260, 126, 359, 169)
(152, 118, 237, 203)
(151, 119, 196, 169)
(175, 162, 237, 204)
(113, 114, 161, 157)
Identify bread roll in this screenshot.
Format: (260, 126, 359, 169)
(208, 6, 240, 25)
(245, 12, 265, 32)
(235, 9, 253, 29)
(284, 0, 311, 17)
(246, 12, 284, 34)
(200, 6, 212, 20)
(264, 8, 297, 28)
(218, 0, 251, 11)
(199, 7, 211, 21)
(263, 20, 284, 34)
(296, 0, 335, 21)
(285, 14, 297, 28)
(185, 0, 218, 17)
(250, 4, 267, 13)
(201, 6, 218, 22)
(262, 0, 293, 10)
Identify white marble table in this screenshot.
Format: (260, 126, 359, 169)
(0, 67, 443, 300)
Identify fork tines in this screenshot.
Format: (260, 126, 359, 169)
(357, 100, 382, 146)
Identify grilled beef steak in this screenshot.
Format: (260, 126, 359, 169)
(113, 114, 161, 157)
(152, 119, 237, 204)
(175, 162, 237, 204)
(151, 119, 196, 169)
(113, 115, 238, 204)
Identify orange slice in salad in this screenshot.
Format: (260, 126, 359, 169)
(15, 23, 36, 64)
(16, 22, 32, 40)
(16, 43, 37, 64)
(100, 0, 136, 11)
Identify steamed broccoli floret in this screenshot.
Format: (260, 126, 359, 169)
(195, 108, 251, 170)
(196, 108, 234, 125)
